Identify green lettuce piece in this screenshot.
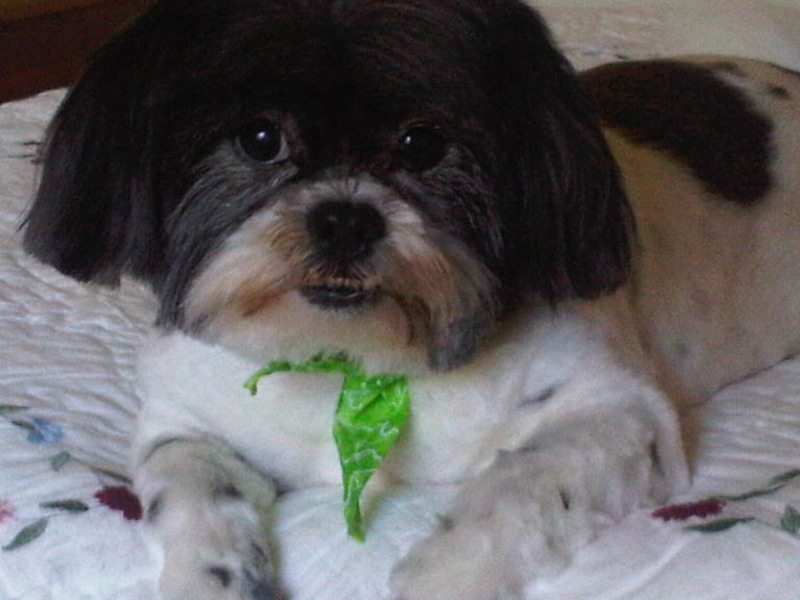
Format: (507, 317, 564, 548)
(245, 354, 410, 541)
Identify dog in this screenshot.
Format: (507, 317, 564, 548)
(21, 0, 800, 597)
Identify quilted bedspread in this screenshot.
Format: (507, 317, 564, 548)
(0, 2, 799, 599)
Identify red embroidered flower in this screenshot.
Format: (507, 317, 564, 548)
(652, 498, 726, 522)
(0, 499, 15, 525)
(94, 487, 143, 521)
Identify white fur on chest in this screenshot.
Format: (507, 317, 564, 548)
(134, 307, 625, 489)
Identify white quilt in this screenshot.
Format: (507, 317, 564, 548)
(0, 3, 799, 599)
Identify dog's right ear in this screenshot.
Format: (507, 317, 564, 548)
(23, 3, 177, 286)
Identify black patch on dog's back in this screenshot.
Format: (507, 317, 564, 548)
(581, 60, 773, 205)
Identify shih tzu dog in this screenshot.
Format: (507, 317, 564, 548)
(22, 0, 800, 597)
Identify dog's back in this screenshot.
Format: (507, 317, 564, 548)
(584, 57, 800, 399)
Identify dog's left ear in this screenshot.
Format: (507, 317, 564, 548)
(484, 1, 633, 302)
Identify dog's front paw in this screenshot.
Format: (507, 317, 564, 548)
(389, 451, 600, 600)
(151, 488, 281, 600)
(390, 406, 680, 600)
(389, 516, 531, 600)
(135, 439, 282, 600)
(159, 528, 280, 600)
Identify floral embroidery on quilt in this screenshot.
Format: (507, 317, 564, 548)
(0, 404, 142, 551)
(95, 486, 144, 521)
(24, 417, 65, 444)
(1, 408, 797, 550)
(653, 469, 800, 535)
(0, 499, 16, 527)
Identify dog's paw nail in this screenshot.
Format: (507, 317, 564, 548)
(245, 566, 282, 600)
(202, 563, 280, 599)
(206, 565, 235, 588)
(250, 579, 282, 600)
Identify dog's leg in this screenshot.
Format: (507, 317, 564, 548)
(134, 437, 281, 600)
(390, 391, 688, 600)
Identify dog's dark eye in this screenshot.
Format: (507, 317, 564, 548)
(397, 127, 448, 172)
(236, 119, 289, 163)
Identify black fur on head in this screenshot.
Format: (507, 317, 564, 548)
(24, 0, 632, 368)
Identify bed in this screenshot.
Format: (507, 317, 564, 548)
(1, 3, 799, 599)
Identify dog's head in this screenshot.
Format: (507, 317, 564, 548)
(24, 0, 631, 372)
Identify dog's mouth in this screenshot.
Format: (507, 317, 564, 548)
(300, 279, 381, 311)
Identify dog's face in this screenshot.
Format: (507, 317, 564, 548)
(24, 0, 632, 371)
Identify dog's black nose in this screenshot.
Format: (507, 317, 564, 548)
(306, 200, 387, 261)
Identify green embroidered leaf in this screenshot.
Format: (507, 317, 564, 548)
(718, 486, 785, 502)
(90, 467, 132, 485)
(780, 505, 800, 535)
(770, 469, 800, 487)
(84, 463, 133, 485)
(40, 500, 90, 514)
(0, 405, 28, 416)
(50, 451, 72, 472)
(685, 517, 755, 533)
(10, 420, 35, 432)
(246, 354, 410, 541)
(3, 518, 49, 551)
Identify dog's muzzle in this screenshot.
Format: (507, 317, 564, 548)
(301, 199, 387, 310)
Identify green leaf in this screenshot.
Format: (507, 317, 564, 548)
(40, 500, 90, 514)
(780, 505, 800, 535)
(334, 371, 410, 541)
(770, 469, 800, 487)
(0, 405, 28, 416)
(246, 354, 410, 541)
(244, 365, 288, 395)
(3, 518, 49, 551)
(685, 517, 755, 533)
(244, 353, 355, 395)
(50, 451, 72, 472)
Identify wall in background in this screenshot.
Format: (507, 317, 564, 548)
(0, 0, 154, 104)
(3, 0, 800, 105)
